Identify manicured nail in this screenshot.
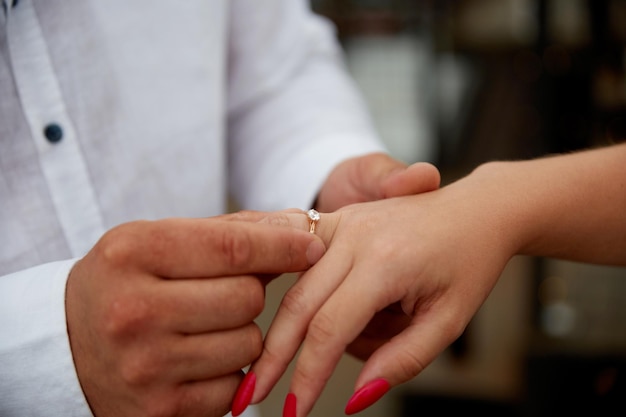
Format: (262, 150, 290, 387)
(231, 371, 256, 416)
(283, 392, 297, 417)
(344, 378, 390, 415)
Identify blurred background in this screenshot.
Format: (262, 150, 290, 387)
(256, 1, 626, 416)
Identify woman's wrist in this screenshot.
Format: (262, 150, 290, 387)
(464, 159, 545, 259)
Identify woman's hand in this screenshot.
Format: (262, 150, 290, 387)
(232, 143, 626, 417)
(235, 170, 520, 417)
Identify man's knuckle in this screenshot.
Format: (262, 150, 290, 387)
(241, 278, 265, 316)
(261, 213, 290, 227)
(141, 393, 179, 417)
(103, 295, 153, 339)
(119, 351, 162, 387)
(219, 230, 253, 269)
(97, 230, 133, 266)
(243, 324, 264, 360)
(97, 221, 152, 266)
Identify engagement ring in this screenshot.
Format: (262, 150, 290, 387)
(307, 209, 320, 234)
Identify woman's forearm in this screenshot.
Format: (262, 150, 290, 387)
(470, 142, 626, 265)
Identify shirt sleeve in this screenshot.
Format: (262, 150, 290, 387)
(0, 262, 263, 417)
(227, 0, 388, 211)
(0, 259, 93, 417)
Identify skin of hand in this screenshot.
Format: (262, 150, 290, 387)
(239, 143, 626, 416)
(225, 154, 441, 416)
(65, 217, 326, 417)
(242, 190, 507, 417)
(313, 152, 441, 213)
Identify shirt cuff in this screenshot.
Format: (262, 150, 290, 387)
(0, 259, 93, 416)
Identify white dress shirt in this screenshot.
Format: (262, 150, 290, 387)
(0, 0, 386, 415)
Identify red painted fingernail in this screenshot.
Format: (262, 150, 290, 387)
(344, 378, 390, 415)
(232, 371, 256, 416)
(283, 392, 297, 417)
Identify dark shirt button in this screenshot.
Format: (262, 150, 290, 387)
(44, 123, 64, 143)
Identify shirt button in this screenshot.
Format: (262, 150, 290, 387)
(44, 123, 64, 143)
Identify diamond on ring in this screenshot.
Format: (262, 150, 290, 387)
(307, 209, 320, 234)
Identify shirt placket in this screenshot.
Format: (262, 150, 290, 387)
(6, 0, 105, 257)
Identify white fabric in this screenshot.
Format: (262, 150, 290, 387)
(0, 0, 387, 415)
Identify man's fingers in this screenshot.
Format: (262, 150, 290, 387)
(166, 324, 263, 382)
(381, 162, 441, 198)
(98, 218, 324, 278)
(214, 208, 304, 223)
(174, 373, 244, 417)
(346, 155, 440, 201)
(158, 276, 265, 333)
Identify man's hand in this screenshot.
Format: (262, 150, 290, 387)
(65, 217, 325, 417)
(314, 152, 440, 212)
